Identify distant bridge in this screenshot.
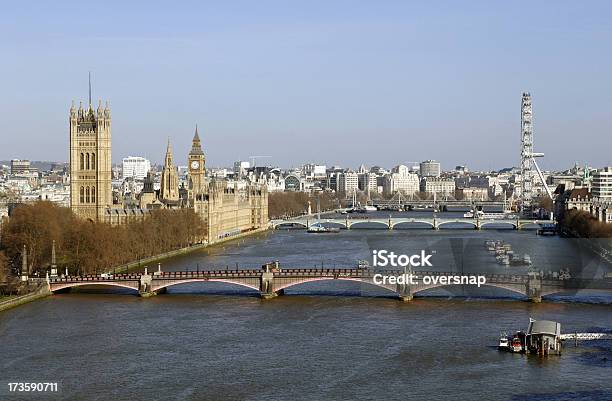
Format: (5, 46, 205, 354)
(46, 266, 601, 302)
(271, 216, 553, 230)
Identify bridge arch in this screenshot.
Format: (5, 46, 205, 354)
(391, 220, 435, 229)
(153, 278, 260, 293)
(274, 221, 308, 229)
(517, 221, 543, 230)
(50, 282, 139, 293)
(348, 220, 389, 229)
(437, 220, 477, 229)
(480, 221, 517, 229)
(274, 277, 399, 295)
(412, 282, 527, 297)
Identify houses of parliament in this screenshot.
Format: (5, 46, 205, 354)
(69, 98, 268, 244)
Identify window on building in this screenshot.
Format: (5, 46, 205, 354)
(85, 186, 90, 203)
(92, 186, 96, 203)
(91, 153, 96, 170)
(80, 186, 84, 203)
(86, 153, 90, 170)
(80, 153, 84, 170)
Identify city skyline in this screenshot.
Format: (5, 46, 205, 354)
(1, 1, 612, 169)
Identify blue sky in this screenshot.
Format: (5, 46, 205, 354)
(1, 0, 611, 170)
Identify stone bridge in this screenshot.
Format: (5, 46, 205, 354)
(47, 266, 586, 303)
(272, 216, 552, 230)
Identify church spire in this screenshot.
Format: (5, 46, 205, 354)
(165, 137, 174, 165)
(160, 137, 179, 202)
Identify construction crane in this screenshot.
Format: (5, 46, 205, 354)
(249, 156, 271, 168)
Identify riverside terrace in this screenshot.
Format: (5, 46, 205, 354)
(45, 264, 612, 303)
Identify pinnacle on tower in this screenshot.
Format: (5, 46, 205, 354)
(88, 71, 92, 107)
(165, 137, 174, 165)
(190, 124, 204, 155)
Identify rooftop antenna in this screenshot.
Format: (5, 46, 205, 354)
(88, 71, 92, 107)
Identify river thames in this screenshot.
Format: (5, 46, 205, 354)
(1, 219, 611, 400)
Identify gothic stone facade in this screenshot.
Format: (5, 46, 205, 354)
(78, 120, 269, 242)
(187, 127, 268, 243)
(194, 180, 269, 243)
(69, 100, 112, 221)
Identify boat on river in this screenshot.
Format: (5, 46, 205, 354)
(498, 333, 510, 350)
(308, 224, 340, 233)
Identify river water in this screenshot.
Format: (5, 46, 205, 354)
(1, 213, 611, 400)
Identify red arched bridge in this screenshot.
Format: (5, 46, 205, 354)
(45, 263, 602, 303)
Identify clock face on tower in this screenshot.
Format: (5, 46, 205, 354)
(191, 161, 200, 170)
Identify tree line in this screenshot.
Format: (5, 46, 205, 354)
(559, 209, 612, 238)
(0, 202, 206, 286)
(268, 192, 341, 219)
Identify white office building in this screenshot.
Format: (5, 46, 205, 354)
(592, 167, 612, 200)
(302, 164, 327, 179)
(420, 160, 441, 178)
(391, 164, 411, 176)
(122, 156, 151, 180)
(383, 172, 420, 196)
(421, 177, 455, 195)
(338, 172, 359, 195)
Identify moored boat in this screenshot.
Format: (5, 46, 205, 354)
(498, 333, 510, 351)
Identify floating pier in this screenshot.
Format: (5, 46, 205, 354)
(499, 318, 612, 356)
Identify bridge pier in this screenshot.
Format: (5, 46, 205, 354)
(260, 270, 277, 300)
(398, 294, 413, 302)
(261, 288, 285, 299)
(526, 272, 543, 303)
(138, 268, 155, 297)
(260, 292, 278, 300)
(396, 281, 413, 302)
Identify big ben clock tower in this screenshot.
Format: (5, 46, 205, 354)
(188, 125, 206, 194)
